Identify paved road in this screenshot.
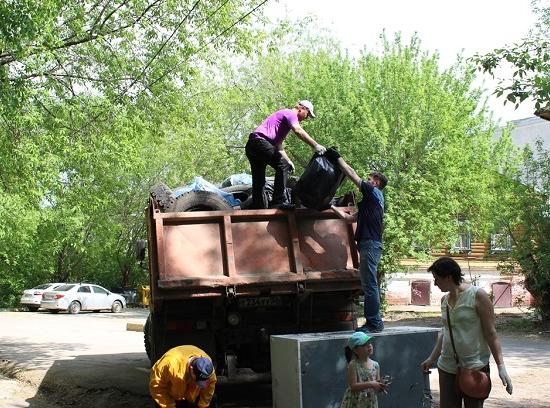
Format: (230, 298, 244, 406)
(0, 309, 150, 408)
(1, 310, 549, 408)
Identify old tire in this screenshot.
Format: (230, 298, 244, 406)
(221, 184, 253, 209)
(150, 183, 176, 212)
(174, 191, 233, 212)
(68, 301, 81, 314)
(144, 314, 152, 362)
(111, 300, 123, 313)
(221, 184, 252, 200)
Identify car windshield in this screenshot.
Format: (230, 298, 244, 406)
(54, 284, 76, 291)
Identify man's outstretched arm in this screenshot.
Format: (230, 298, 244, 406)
(331, 205, 358, 223)
(336, 157, 362, 189)
(290, 122, 326, 153)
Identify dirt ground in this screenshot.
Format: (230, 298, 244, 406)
(384, 311, 550, 408)
(1, 310, 549, 408)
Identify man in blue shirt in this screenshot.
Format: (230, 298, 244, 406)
(329, 152, 388, 333)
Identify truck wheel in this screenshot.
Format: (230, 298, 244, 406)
(150, 183, 176, 212)
(144, 314, 152, 362)
(174, 191, 233, 212)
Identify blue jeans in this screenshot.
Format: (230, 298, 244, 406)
(358, 239, 383, 328)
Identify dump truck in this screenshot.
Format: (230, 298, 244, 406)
(143, 188, 362, 385)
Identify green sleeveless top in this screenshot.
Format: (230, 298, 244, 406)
(437, 285, 491, 374)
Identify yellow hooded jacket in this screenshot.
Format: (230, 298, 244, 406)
(150, 345, 217, 408)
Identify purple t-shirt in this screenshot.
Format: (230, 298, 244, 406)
(250, 109, 299, 146)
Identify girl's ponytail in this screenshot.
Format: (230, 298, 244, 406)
(344, 345, 353, 363)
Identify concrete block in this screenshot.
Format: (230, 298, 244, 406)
(271, 326, 439, 408)
(126, 322, 144, 332)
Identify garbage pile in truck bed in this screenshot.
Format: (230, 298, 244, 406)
(150, 152, 352, 212)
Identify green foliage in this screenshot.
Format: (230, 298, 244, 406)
(214, 34, 505, 283)
(0, 3, 533, 317)
(0, 0, 269, 306)
(0, 0, 265, 100)
(471, 0, 550, 111)
(494, 141, 550, 320)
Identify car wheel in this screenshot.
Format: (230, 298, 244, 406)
(68, 301, 81, 314)
(27, 306, 39, 312)
(111, 300, 123, 313)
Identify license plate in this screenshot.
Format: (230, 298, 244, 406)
(237, 296, 283, 308)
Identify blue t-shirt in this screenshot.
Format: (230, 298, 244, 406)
(354, 180, 384, 243)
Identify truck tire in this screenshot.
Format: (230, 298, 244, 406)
(150, 183, 176, 212)
(144, 314, 152, 362)
(221, 184, 253, 209)
(221, 184, 252, 197)
(174, 191, 233, 212)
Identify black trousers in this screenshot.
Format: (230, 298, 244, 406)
(245, 136, 291, 209)
(438, 366, 489, 408)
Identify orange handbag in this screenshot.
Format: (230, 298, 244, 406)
(446, 306, 491, 399)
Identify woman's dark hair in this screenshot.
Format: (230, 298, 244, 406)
(428, 256, 464, 285)
(344, 346, 353, 363)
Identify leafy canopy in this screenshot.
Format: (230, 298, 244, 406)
(471, 0, 550, 113)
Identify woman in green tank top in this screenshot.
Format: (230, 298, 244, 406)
(420, 257, 513, 408)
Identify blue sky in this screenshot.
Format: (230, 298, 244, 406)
(268, 0, 537, 123)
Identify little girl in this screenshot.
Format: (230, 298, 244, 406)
(340, 332, 387, 408)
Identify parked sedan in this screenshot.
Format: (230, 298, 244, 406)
(41, 283, 126, 314)
(20, 283, 65, 311)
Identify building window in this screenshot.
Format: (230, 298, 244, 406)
(490, 233, 512, 253)
(453, 231, 472, 253)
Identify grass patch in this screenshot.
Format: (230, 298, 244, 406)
(508, 317, 535, 331)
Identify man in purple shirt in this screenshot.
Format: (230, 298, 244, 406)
(245, 100, 326, 209)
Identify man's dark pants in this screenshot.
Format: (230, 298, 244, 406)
(438, 367, 488, 408)
(245, 136, 291, 209)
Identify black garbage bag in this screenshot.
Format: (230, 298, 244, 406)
(261, 180, 294, 207)
(295, 148, 345, 210)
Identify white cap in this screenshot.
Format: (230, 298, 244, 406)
(298, 100, 315, 118)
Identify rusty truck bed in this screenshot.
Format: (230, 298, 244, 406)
(147, 199, 361, 298)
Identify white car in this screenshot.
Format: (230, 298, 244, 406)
(20, 283, 65, 311)
(40, 283, 126, 314)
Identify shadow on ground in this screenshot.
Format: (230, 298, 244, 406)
(25, 352, 151, 408)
